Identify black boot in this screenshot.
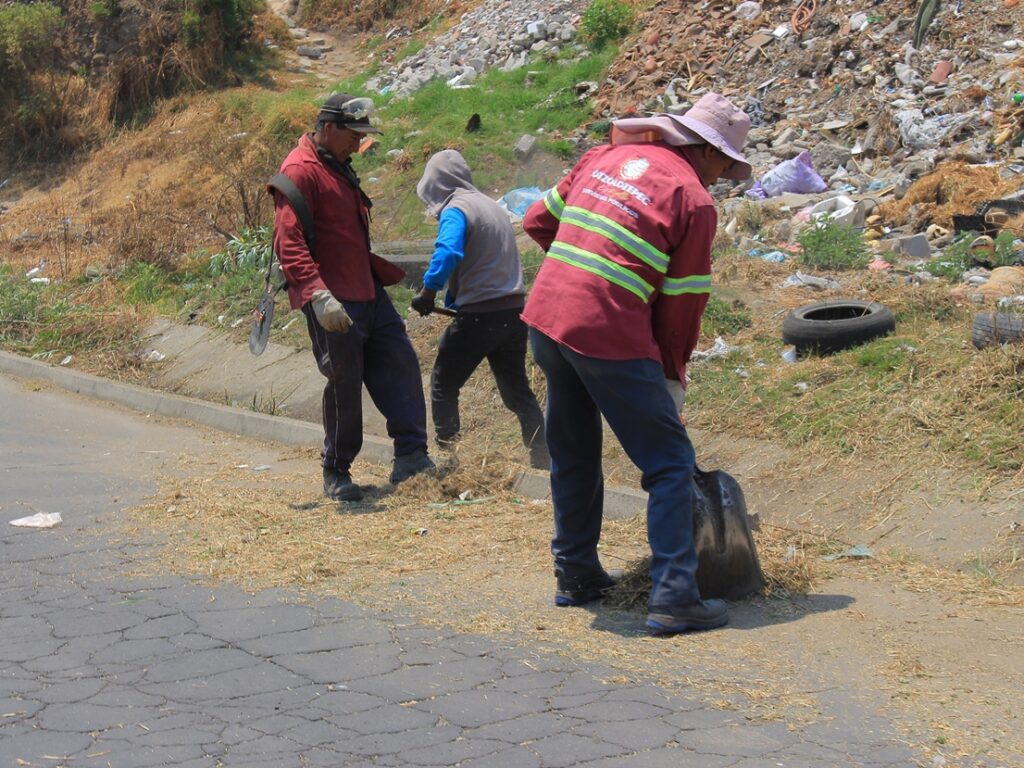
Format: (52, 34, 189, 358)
(554, 569, 620, 607)
(390, 448, 436, 484)
(323, 468, 363, 502)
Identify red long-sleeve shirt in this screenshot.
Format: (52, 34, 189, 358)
(521, 142, 716, 384)
(272, 134, 378, 308)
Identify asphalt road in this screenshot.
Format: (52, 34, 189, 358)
(0, 373, 925, 767)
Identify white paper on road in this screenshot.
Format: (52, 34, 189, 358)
(9, 512, 63, 528)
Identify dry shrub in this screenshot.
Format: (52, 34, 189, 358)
(20, 72, 102, 153)
(879, 162, 1019, 231)
(390, 148, 414, 171)
(303, 0, 457, 32)
(104, 190, 193, 269)
(96, 8, 219, 125)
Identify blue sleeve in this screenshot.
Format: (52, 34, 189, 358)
(422, 208, 466, 292)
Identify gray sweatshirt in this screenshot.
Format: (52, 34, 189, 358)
(416, 149, 525, 311)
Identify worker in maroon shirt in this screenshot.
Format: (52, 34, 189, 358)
(521, 93, 752, 634)
(272, 94, 434, 502)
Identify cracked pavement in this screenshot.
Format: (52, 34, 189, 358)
(0, 374, 928, 767)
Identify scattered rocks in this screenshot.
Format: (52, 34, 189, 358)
(365, 1, 588, 99)
(514, 134, 538, 161)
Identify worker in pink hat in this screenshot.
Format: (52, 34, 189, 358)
(521, 92, 752, 634)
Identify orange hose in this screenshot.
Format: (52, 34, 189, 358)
(792, 0, 817, 36)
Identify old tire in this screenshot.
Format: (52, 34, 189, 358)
(782, 299, 895, 355)
(972, 312, 1024, 349)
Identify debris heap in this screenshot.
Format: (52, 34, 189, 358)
(366, 0, 590, 99)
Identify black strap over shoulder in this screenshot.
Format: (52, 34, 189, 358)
(268, 172, 315, 254)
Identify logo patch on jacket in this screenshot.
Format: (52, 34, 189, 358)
(619, 158, 650, 181)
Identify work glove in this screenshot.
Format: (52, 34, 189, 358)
(665, 378, 686, 413)
(309, 289, 352, 333)
(410, 288, 437, 317)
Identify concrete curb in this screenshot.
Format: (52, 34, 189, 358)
(0, 350, 646, 519)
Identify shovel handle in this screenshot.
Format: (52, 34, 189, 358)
(430, 306, 458, 318)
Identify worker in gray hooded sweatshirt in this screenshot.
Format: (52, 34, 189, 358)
(411, 149, 549, 469)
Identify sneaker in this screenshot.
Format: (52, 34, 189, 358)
(554, 570, 619, 607)
(323, 468, 363, 502)
(390, 448, 436, 484)
(646, 599, 728, 634)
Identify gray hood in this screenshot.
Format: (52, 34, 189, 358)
(416, 149, 477, 218)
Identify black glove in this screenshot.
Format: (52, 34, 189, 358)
(411, 289, 436, 317)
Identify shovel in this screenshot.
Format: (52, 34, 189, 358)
(691, 467, 765, 600)
(249, 261, 285, 356)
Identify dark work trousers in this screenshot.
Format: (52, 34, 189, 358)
(529, 328, 701, 609)
(303, 284, 427, 473)
(431, 308, 546, 454)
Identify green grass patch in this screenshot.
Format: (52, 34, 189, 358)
(0, 264, 141, 357)
(319, 48, 616, 238)
(702, 295, 752, 337)
(687, 288, 1024, 476)
(119, 262, 179, 309)
(798, 220, 870, 271)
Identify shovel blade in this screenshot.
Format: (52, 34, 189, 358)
(691, 468, 766, 600)
(248, 291, 276, 356)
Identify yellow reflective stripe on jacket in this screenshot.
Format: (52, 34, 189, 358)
(543, 187, 565, 219)
(560, 206, 670, 274)
(548, 241, 655, 302)
(662, 274, 712, 295)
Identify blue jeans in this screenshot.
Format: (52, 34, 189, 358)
(530, 328, 700, 608)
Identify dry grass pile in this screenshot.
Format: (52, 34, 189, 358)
(879, 162, 1020, 231)
(606, 524, 825, 609)
(126, 446, 553, 589)
(130, 438, 829, 611)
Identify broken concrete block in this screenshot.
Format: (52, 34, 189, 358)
(772, 127, 800, 147)
(514, 134, 537, 161)
(899, 233, 931, 259)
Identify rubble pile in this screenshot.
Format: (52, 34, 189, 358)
(365, 0, 590, 99)
(593, 0, 1024, 299)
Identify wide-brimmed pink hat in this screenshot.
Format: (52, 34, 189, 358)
(612, 92, 752, 180)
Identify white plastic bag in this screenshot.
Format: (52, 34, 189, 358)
(9, 512, 62, 528)
(747, 151, 827, 199)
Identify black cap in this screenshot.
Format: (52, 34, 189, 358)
(318, 93, 381, 134)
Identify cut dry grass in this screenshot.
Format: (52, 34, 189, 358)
(605, 524, 825, 610)
(879, 162, 1020, 231)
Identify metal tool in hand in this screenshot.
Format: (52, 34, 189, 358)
(249, 261, 285, 356)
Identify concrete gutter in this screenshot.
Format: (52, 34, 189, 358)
(0, 350, 646, 519)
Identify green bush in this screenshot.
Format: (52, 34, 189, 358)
(181, 10, 203, 47)
(179, 0, 259, 48)
(923, 230, 1020, 281)
(579, 0, 634, 50)
(90, 0, 120, 22)
(209, 225, 274, 275)
(797, 220, 870, 271)
(0, 3, 62, 77)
